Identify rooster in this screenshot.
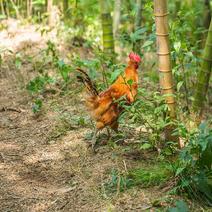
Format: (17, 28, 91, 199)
(77, 52, 141, 150)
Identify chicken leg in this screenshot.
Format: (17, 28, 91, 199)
(91, 128, 99, 152)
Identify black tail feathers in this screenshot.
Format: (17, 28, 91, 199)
(76, 68, 99, 96)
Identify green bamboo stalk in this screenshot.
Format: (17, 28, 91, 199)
(193, 18, 212, 116)
(27, 0, 32, 18)
(63, 0, 68, 18)
(9, 0, 22, 19)
(133, 0, 142, 53)
(203, 0, 211, 29)
(5, 0, 10, 17)
(100, 0, 114, 56)
(0, 0, 5, 16)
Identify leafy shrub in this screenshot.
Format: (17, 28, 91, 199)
(173, 122, 212, 206)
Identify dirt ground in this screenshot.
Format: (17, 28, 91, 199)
(0, 20, 177, 212)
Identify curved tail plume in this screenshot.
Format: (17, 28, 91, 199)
(76, 68, 99, 96)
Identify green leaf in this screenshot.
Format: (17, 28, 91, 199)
(174, 41, 181, 52)
(142, 40, 154, 48)
(140, 143, 152, 150)
(127, 79, 133, 86)
(177, 81, 184, 91)
(175, 167, 185, 176)
(168, 200, 189, 212)
(15, 58, 22, 69)
(32, 99, 43, 113)
(110, 69, 123, 83)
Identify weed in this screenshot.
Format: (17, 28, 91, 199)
(103, 169, 133, 195)
(172, 122, 212, 206)
(128, 163, 173, 188)
(167, 200, 189, 212)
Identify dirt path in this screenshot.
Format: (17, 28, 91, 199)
(0, 20, 160, 212)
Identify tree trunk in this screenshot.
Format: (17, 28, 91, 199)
(47, 0, 54, 26)
(154, 0, 178, 145)
(193, 18, 212, 117)
(113, 0, 121, 38)
(133, 0, 142, 53)
(100, 0, 115, 56)
(0, 0, 5, 16)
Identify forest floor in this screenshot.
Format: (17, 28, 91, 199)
(0, 20, 197, 212)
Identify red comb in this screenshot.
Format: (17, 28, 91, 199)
(129, 52, 141, 63)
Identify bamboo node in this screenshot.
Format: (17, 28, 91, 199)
(158, 69, 172, 73)
(103, 40, 114, 43)
(154, 12, 169, 17)
(155, 33, 169, 36)
(103, 32, 113, 36)
(162, 86, 174, 90)
(157, 52, 170, 56)
(166, 101, 175, 105)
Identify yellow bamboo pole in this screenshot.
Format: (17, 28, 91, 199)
(154, 0, 179, 145)
(154, 0, 176, 118)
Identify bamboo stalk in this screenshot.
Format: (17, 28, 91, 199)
(133, 0, 142, 53)
(5, 0, 10, 17)
(193, 18, 212, 117)
(27, 0, 32, 18)
(154, 0, 179, 145)
(154, 0, 176, 119)
(47, 0, 54, 26)
(203, 0, 211, 29)
(100, 0, 115, 56)
(113, 0, 121, 37)
(63, 0, 68, 18)
(0, 0, 5, 16)
(9, 0, 22, 19)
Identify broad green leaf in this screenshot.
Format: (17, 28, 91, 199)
(177, 81, 184, 91)
(142, 40, 154, 48)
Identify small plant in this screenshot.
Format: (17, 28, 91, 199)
(15, 53, 22, 69)
(104, 169, 133, 195)
(173, 122, 212, 206)
(119, 88, 172, 149)
(167, 200, 189, 212)
(26, 40, 74, 112)
(128, 163, 173, 188)
(32, 98, 43, 113)
(26, 74, 55, 94)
